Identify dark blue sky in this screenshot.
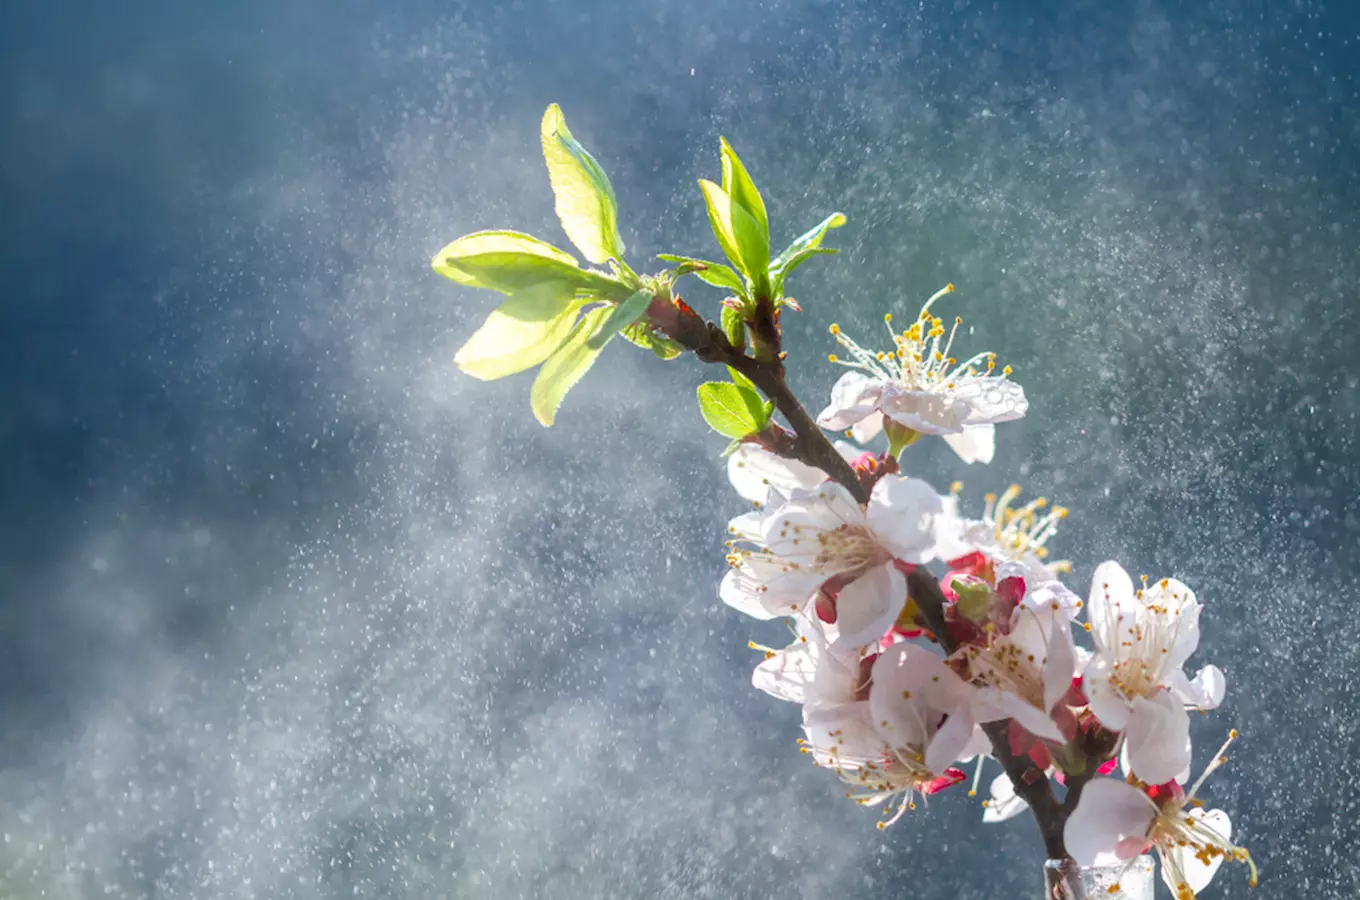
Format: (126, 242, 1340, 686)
(2, 1, 1358, 897)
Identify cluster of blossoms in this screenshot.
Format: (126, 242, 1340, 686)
(722, 296, 1256, 898)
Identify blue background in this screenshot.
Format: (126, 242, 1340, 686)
(2, 1, 1357, 896)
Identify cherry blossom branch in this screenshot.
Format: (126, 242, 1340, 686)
(905, 568, 1090, 900)
(649, 295, 870, 505)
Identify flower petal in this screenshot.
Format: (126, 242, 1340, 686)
(949, 376, 1029, 426)
(941, 424, 996, 464)
(850, 409, 885, 444)
(1063, 778, 1156, 866)
(1087, 561, 1135, 654)
(925, 709, 977, 775)
(1166, 664, 1226, 711)
(1084, 654, 1132, 731)
(1142, 577, 1202, 669)
(726, 444, 826, 504)
(1164, 809, 1231, 895)
(1043, 614, 1078, 714)
(833, 561, 906, 649)
(1124, 691, 1192, 786)
(982, 772, 1029, 823)
(816, 371, 886, 431)
(869, 643, 952, 749)
(866, 475, 944, 563)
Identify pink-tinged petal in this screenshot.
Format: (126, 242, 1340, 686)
(1087, 561, 1135, 654)
(866, 475, 944, 563)
(1043, 615, 1078, 714)
(1124, 692, 1192, 786)
(833, 562, 907, 649)
(850, 409, 885, 444)
(1163, 809, 1231, 895)
(726, 444, 826, 504)
(982, 687, 1065, 743)
(922, 768, 967, 795)
(1063, 778, 1157, 867)
(925, 709, 977, 775)
(1084, 654, 1132, 731)
(869, 643, 949, 748)
(982, 773, 1029, 824)
(941, 424, 996, 464)
(817, 372, 886, 431)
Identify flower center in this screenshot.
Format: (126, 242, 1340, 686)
(982, 484, 1070, 569)
(825, 284, 1012, 392)
(805, 732, 944, 827)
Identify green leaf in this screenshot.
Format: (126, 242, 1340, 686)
(719, 137, 768, 239)
(656, 254, 747, 295)
(770, 246, 838, 299)
(619, 323, 684, 359)
(727, 365, 757, 394)
(698, 180, 770, 295)
(541, 104, 626, 265)
(721, 305, 746, 350)
(770, 212, 846, 273)
(432, 230, 633, 300)
(530, 306, 613, 427)
(719, 437, 744, 458)
(696, 381, 771, 439)
(454, 282, 589, 381)
(587, 289, 653, 349)
(432, 230, 580, 292)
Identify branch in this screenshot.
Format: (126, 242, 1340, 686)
(652, 296, 868, 504)
(904, 571, 1071, 855)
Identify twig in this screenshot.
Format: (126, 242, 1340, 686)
(653, 296, 868, 503)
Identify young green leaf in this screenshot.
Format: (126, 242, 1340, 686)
(770, 212, 846, 273)
(699, 180, 770, 295)
(770, 246, 837, 299)
(454, 282, 589, 381)
(719, 137, 768, 239)
(587, 289, 653, 349)
(721, 304, 747, 351)
(656, 254, 747, 296)
(433, 230, 581, 292)
(619, 323, 684, 359)
(530, 306, 613, 427)
(726, 365, 757, 395)
(696, 381, 771, 439)
(541, 104, 626, 265)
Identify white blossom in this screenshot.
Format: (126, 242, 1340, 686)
(721, 477, 944, 650)
(1064, 733, 1257, 899)
(815, 285, 1027, 464)
(802, 643, 980, 825)
(1084, 562, 1226, 785)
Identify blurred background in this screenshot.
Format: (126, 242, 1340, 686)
(2, 0, 1357, 896)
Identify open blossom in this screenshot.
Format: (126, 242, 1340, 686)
(721, 477, 944, 649)
(750, 614, 870, 711)
(1065, 733, 1257, 899)
(803, 643, 982, 825)
(725, 440, 863, 505)
(1084, 561, 1226, 785)
(954, 599, 1077, 744)
(815, 285, 1027, 464)
(938, 483, 1082, 621)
